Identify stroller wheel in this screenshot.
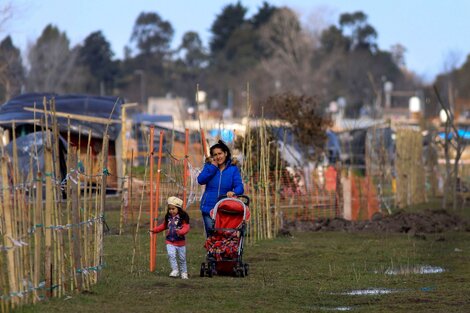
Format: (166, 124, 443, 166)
(244, 263, 249, 276)
(200, 263, 205, 277)
(234, 267, 244, 278)
(207, 263, 214, 278)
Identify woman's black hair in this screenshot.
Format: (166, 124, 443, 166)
(164, 206, 190, 224)
(209, 140, 232, 164)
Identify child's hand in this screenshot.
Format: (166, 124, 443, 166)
(176, 229, 182, 236)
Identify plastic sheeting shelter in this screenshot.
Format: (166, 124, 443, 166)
(0, 93, 123, 140)
(0, 93, 125, 190)
(5, 132, 67, 184)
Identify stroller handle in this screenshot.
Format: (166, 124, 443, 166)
(217, 194, 250, 206)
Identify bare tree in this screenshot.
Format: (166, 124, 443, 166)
(26, 25, 86, 93)
(0, 36, 24, 101)
(0, 2, 13, 34)
(0, 2, 17, 100)
(390, 43, 406, 68)
(304, 5, 335, 44)
(259, 7, 316, 95)
(434, 86, 468, 210)
(263, 92, 332, 164)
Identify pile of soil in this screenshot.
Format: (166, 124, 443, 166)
(282, 209, 470, 235)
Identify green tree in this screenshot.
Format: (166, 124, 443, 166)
(177, 31, 207, 69)
(319, 25, 350, 53)
(250, 1, 277, 29)
(339, 11, 377, 51)
(78, 31, 119, 95)
(0, 36, 24, 101)
(209, 2, 247, 54)
(170, 31, 208, 100)
(129, 12, 174, 57)
(207, 2, 279, 111)
(312, 11, 414, 117)
(120, 12, 175, 102)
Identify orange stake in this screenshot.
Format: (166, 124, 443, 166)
(153, 131, 164, 269)
(183, 128, 189, 209)
(149, 126, 155, 272)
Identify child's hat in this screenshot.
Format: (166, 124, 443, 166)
(167, 196, 183, 208)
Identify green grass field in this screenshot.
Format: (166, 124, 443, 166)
(15, 210, 470, 313)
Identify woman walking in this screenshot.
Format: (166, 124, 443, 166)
(197, 140, 244, 236)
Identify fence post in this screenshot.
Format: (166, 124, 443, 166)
(149, 127, 155, 272)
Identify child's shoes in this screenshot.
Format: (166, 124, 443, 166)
(169, 270, 179, 277)
(181, 272, 189, 279)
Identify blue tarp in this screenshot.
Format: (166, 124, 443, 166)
(438, 129, 470, 140)
(0, 93, 123, 140)
(209, 129, 234, 143)
(131, 113, 173, 125)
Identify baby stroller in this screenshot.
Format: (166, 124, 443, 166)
(200, 195, 250, 277)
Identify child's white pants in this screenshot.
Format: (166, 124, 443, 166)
(166, 244, 187, 273)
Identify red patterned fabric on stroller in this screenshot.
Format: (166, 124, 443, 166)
(204, 231, 240, 261)
(200, 196, 250, 277)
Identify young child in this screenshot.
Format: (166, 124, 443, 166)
(151, 196, 190, 279)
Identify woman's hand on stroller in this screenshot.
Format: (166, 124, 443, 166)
(226, 191, 235, 198)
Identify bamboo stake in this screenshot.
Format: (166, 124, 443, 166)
(92, 145, 101, 285)
(259, 119, 266, 239)
(10, 123, 25, 304)
(97, 135, 109, 280)
(32, 114, 43, 303)
(44, 129, 54, 299)
(33, 172, 43, 303)
(119, 169, 126, 235)
(131, 154, 150, 273)
(82, 130, 93, 289)
(70, 147, 83, 291)
(65, 118, 76, 292)
(23, 107, 121, 125)
(0, 240, 7, 312)
(50, 99, 65, 296)
(1, 131, 19, 307)
(129, 149, 134, 223)
(274, 132, 281, 235)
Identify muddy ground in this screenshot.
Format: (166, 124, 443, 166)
(282, 209, 470, 236)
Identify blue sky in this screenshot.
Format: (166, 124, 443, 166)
(4, 0, 470, 83)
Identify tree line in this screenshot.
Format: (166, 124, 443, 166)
(0, 2, 468, 118)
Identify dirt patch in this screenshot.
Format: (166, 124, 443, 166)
(282, 209, 470, 234)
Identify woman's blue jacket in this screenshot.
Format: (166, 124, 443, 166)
(197, 160, 244, 214)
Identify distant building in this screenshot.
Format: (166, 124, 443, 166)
(147, 96, 188, 124)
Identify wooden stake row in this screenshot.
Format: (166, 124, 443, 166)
(0, 98, 107, 311)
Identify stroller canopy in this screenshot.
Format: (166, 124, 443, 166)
(210, 197, 250, 229)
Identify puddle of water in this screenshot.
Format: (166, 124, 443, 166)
(319, 307, 353, 311)
(384, 265, 445, 275)
(341, 288, 397, 295)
